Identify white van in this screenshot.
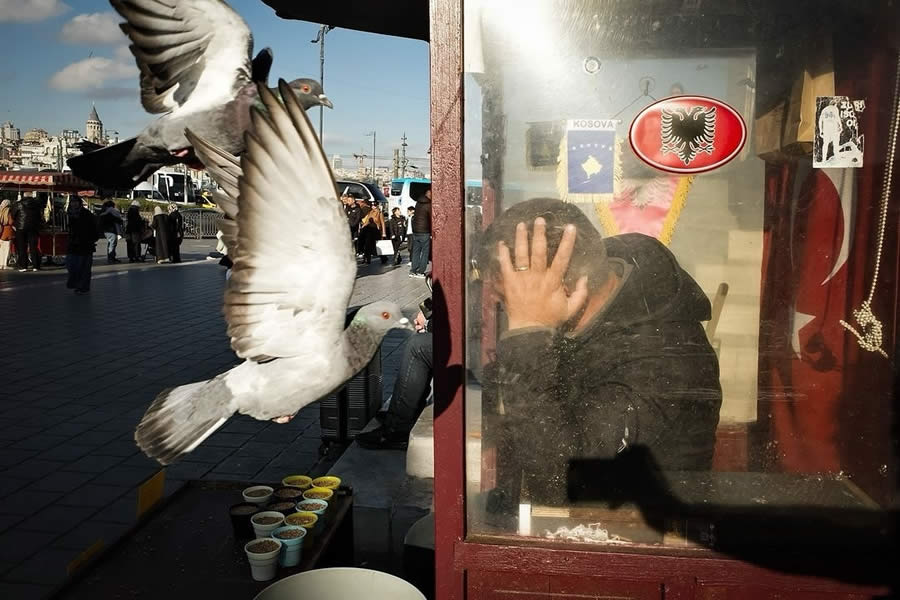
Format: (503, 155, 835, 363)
(389, 178, 431, 213)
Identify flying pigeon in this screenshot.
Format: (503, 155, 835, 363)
(134, 80, 411, 465)
(67, 0, 332, 191)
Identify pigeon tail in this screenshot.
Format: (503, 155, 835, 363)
(67, 138, 171, 190)
(135, 376, 235, 465)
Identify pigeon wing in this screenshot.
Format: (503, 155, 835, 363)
(183, 128, 240, 255)
(225, 79, 355, 362)
(112, 0, 254, 115)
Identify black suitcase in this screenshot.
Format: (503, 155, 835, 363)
(319, 309, 384, 447)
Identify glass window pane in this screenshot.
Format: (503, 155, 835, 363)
(463, 0, 897, 553)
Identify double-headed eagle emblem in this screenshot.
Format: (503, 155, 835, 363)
(660, 106, 716, 165)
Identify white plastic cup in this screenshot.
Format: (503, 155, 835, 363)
(251, 511, 285, 538)
(244, 538, 283, 582)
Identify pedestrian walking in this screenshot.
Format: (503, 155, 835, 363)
(167, 202, 184, 263)
(388, 207, 407, 266)
(12, 192, 42, 272)
(125, 201, 146, 262)
(341, 189, 361, 247)
(65, 197, 99, 295)
(98, 200, 124, 263)
(152, 206, 171, 264)
(0, 199, 13, 269)
(355, 197, 371, 256)
(409, 186, 431, 278)
(406, 206, 414, 262)
(359, 199, 385, 264)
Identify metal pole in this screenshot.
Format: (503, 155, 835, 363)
(372, 131, 376, 181)
(319, 26, 326, 142)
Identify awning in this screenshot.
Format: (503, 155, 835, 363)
(0, 171, 96, 193)
(260, 0, 429, 41)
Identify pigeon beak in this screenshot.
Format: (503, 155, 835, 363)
(397, 317, 414, 331)
(318, 95, 334, 109)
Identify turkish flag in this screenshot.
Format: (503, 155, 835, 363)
(758, 164, 855, 473)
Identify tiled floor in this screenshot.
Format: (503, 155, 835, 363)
(0, 241, 429, 599)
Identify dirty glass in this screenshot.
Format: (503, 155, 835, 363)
(463, 0, 898, 554)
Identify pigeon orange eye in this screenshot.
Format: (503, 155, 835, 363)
(301, 85, 310, 93)
(381, 312, 390, 320)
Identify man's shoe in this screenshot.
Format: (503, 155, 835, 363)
(356, 426, 409, 450)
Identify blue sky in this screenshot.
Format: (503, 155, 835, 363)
(0, 0, 431, 166)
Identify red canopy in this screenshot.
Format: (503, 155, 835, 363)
(0, 171, 96, 193)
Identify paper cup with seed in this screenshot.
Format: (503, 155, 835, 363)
(302, 487, 334, 502)
(284, 511, 318, 536)
(251, 511, 285, 538)
(266, 501, 298, 515)
(295, 498, 328, 527)
(244, 537, 282, 581)
(242, 485, 274, 505)
(281, 475, 312, 490)
(311, 475, 341, 490)
(230, 502, 261, 539)
(271, 525, 307, 567)
(271, 487, 305, 502)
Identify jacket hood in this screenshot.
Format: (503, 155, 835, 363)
(591, 233, 710, 329)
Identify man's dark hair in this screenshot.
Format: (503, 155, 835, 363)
(407, 206, 415, 212)
(392, 207, 401, 214)
(477, 198, 610, 292)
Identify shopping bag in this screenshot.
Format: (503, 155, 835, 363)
(375, 240, 394, 256)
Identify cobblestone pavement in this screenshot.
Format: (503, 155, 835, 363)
(0, 241, 428, 600)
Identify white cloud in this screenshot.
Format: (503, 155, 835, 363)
(48, 56, 137, 92)
(114, 44, 133, 61)
(60, 11, 123, 44)
(0, 0, 68, 22)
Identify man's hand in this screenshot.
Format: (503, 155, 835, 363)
(414, 310, 427, 332)
(496, 217, 588, 331)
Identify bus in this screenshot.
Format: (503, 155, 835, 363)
(388, 177, 431, 212)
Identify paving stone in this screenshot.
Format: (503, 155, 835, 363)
(41, 422, 95, 438)
(204, 432, 254, 448)
(0, 514, 22, 534)
(231, 441, 286, 458)
(55, 519, 132, 552)
(15, 505, 99, 535)
(25, 471, 96, 494)
(93, 440, 140, 457)
(67, 430, 123, 447)
(91, 492, 139, 525)
(0, 427, 43, 443)
(54, 484, 129, 509)
(180, 445, 234, 464)
(0, 449, 39, 469)
(0, 582, 55, 600)
(61, 454, 126, 473)
(90, 466, 159, 488)
(35, 444, 95, 463)
(4, 546, 82, 586)
(164, 461, 213, 481)
(0, 529, 58, 563)
(10, 435, 73, 452)
(208, 455, 270, 477)
(3, 460, 67, 481)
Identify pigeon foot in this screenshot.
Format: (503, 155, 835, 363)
(272, 414, 295, 424)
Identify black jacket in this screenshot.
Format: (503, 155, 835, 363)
(485, 233, 721, 504)
(168, 210, 184, 240)
(125, 206, 145, 234)
(411, 193, 431, 234)
(67, 208, 99, 256)
(12, 198, 41, 232)
(344, 203, 361, 230)
(98, 207, 123, 234)
(389, 215, 406, 239)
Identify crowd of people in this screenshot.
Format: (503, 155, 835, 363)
(340, 185, 431, 276)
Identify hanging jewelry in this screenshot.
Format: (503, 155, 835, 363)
(839, 51, 900, 359)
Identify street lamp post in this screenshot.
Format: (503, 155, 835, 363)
(366, 131, 376, 180)
(310, 25, 334, 142)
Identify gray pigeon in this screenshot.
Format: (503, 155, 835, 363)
(134, 80, 411, 465)
(67, 0, 332, 190)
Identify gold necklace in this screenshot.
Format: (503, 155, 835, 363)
(839, 51, 900, 359)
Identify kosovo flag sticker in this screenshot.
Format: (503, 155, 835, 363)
(566, 119, 617, 195)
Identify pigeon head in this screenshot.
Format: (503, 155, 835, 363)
(285, 78, 333, 111)
(354, 301, 413, 335)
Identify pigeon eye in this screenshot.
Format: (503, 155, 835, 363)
(381, 312, 391, 320)
(301, 85, 310, 93)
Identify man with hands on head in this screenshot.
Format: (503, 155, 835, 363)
(477, 198, 721, 506)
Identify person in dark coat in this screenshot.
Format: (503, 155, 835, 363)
(354, 197, 372, 256)
(98, 200, 124, 263)
(151, 206, 171, 264)
(167, 202, 184, 263)
(409, 187, 431, 277)
(12, 192, 42, 271)
(476, 198, 722, 507)
(358, 200, 385, 264)
(125, 201, 146, 262)
(341, 190, 361, 246)
(388, 207, 407, 266)
(65, 198, 100, 294)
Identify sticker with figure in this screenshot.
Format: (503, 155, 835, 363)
(814, 96, 865, 168)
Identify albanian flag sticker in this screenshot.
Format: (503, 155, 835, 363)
(629, 95, 746, 174)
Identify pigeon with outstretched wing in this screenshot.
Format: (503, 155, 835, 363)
(660, 106, 716, 165)
(67, 0, 332, 190)
(134, 80, 410, 465)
